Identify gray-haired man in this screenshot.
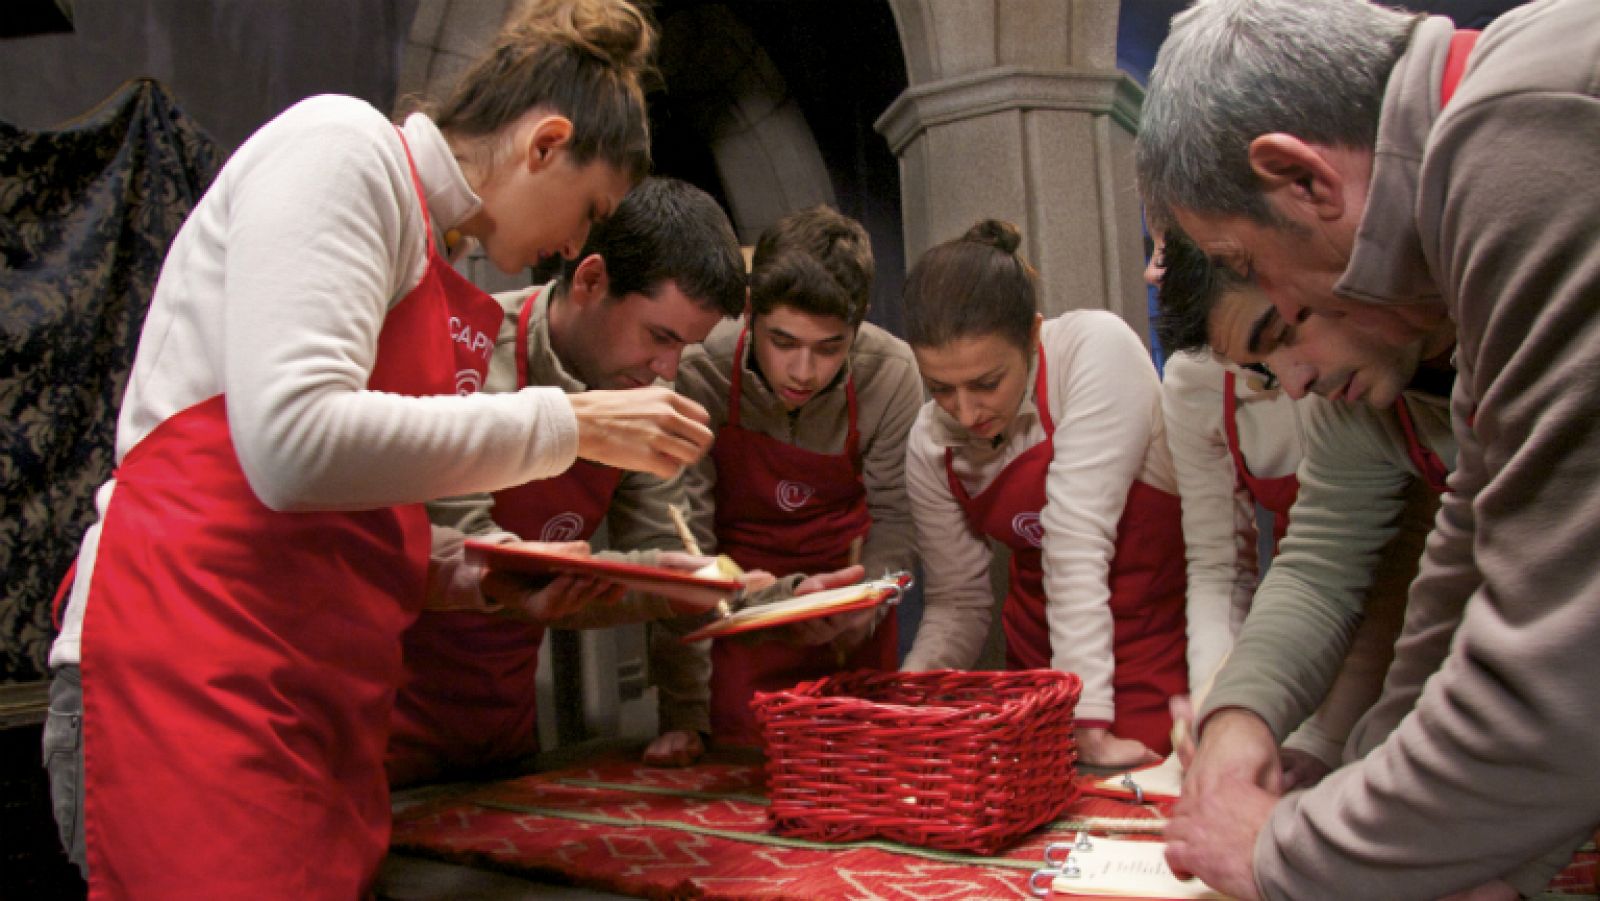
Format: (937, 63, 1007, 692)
(1136, 0, 1600, 898)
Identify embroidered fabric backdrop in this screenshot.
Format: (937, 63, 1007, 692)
(0, 78, 219, 683)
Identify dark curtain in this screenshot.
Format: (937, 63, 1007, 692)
(0, 77, 219, 683)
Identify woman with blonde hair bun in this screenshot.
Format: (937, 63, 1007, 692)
(899, 219, 1190, 768)
(42, 2, 704, 897)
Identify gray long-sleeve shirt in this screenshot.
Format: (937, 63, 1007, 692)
(1201, 389, 1446, 747)
(1252, 4, 1600, 896)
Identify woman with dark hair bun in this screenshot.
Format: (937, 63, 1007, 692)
(900, 219, 1189, 767)
(43, 2, 712, 896)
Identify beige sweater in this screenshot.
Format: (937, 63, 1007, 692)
(1251, 3, 1600, 896)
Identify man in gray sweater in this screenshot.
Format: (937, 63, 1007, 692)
(1136, 0, 1600, 898)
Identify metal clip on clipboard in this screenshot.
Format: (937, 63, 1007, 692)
(1028, 832, 1095, 897)
(1120, 772, 1145, 805)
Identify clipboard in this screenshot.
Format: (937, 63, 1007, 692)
(1028, 833, 1227, 900)
(1083, 654, 1221, 804)
(465, 539, 742, 613)
(680, 572, 911, 642)
(1084, 754, 1184, 805)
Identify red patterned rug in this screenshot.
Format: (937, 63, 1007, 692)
(389, 752, 1164, 900)
(388, 752, 1598, 900)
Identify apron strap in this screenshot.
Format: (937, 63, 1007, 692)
(391, 128, 435, 253)
(943, 446, 969, 506)
(51, 559, 77, 630)
(728, 327, 750, 428)
(1221, 369, 1252, 491)
(843, 373, 862, 474)
(514, 288, 538, 389)
(1440, 29, 1481, 109)
(1032, 342, 1054, 435)
(1394, 395, 1451, 494)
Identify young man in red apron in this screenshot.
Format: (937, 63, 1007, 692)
(388, 177, 748, 784)
(1148, 228, 1302, 697)
(674, 207, 924, 748)
(1154, 229, 1444, 787)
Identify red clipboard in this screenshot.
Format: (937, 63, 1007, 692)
(680, 572, 910, 642)
(465, 539, 741, 613)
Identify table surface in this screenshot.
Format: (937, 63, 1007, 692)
(381, 740, 1597, 901)
(381, 739, 1169, 901)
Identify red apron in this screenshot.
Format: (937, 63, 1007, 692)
(1385, 30, 1473, 500)
(707, 329, 894, 746)
(1223, 370, 1300, 552)
(387, 292, 623, 786)
(946, 346, 1188, 754)
(76, 132, 502, 899)
(1394, 395, 1451, 494)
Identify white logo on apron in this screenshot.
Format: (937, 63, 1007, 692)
(776, 480, 815, 512)
(540, 512, 585, 542)
(455, 368, 483, 395)
(1012, 512, 1044, 548)
(450, 315, 495, 361)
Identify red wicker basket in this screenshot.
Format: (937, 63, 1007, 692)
(750, 668, 1081, 855)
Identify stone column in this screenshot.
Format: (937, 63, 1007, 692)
(876, 0, 1149, 338)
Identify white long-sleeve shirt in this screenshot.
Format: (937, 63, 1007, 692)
(1160, 350, 1302, 692)
(52, 96, 579, 666)
(903, 311, 1176, 723)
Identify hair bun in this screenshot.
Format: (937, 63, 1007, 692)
(962, 219, 1021, 255)
(512, 0, 655, 73)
